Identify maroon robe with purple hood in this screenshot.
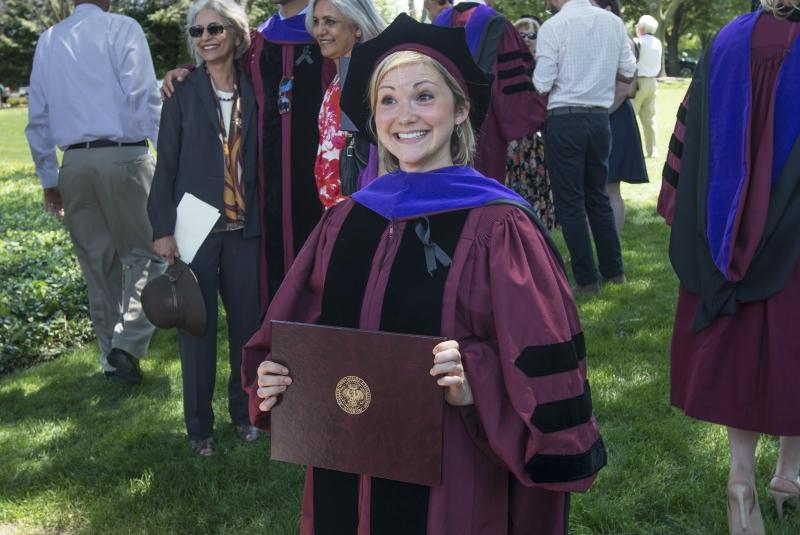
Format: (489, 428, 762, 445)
(242, 164, 605, 534)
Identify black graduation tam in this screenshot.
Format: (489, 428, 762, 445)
(339, 13, 492, 141)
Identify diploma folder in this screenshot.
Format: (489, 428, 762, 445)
(269, 321, 445, 487)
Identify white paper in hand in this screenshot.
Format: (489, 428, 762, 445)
(174, 193, 220, 263)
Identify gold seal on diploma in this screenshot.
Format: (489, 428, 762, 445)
(335, 376, 371, 415)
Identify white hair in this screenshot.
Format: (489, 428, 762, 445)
(186, 0, 251, 65)
(637, 14, 659, 35)
(306, 0, 386, 43)
(760, 0, 800, 16)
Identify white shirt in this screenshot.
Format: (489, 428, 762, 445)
(25, 4, 161, 188)
(636, 34, 663, 77)
(217, 90, 234, 137)
(533, 0, 637, 110)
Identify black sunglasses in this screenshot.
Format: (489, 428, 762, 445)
(188, 22, 228, 38)
(520, 32, 537, 40)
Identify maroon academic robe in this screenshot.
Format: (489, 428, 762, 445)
(242, 193, 604, 533)
(659, 14, 800, 435)
(442, 5, 547, 181)
(245, 28, 336, 309)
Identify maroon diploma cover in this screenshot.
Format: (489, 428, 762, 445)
(269, 321, 445, 486)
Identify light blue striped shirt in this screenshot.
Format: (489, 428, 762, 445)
(25, 4, 161, 188)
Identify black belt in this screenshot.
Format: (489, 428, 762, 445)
(66, 139, 147, 151)
(548, 106, 608, 116)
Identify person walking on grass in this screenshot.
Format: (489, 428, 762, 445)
(659, 1, 800, 533)
(631, 14, 662, 159)
(533, 0, 636, 293)
(25, 0, 163, 384)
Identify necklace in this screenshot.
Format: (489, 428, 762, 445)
(217, 93, 234, 102)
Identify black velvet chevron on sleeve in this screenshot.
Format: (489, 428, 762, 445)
(525, 438, 607, 483)
(530, 381, 593, 434)
(514, 332, 586, 378)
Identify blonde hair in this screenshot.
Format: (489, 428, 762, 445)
(760, 0, 800, 16)
(186, 0, 251, 64)
(368, 51, 475, 173)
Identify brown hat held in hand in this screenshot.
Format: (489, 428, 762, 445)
(141, 259, 206, 337)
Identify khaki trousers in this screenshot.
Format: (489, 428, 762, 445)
(58, 145, 165, 371)
(632, 77, 658, 156)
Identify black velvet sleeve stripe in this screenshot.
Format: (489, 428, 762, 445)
(522, 51, 534, 63)
(515, 332, 586, 378)
(669, 135, 684, 159)
(663, 161, 680, 187)
(497, 50, 524, 63)
(530, 381, 593, 433)
(677, 102, 687, 124)
(573, 332, 585, 360)
(525, 437, 607, 483)
(498, 66, 526, 80)
(502, 81, 535, 95)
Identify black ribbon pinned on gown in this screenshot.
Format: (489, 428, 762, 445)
(414, 216, 452, 276)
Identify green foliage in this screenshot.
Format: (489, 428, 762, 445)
(0, 165, 93, 374)
(0, 106, 91, 372)
(495, 0, 549, 23)
(6, 97, 27, 107)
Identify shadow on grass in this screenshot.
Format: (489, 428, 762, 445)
(0, 328, 307, 534)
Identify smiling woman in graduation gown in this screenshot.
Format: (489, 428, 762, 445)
(242, 15, 605, 534)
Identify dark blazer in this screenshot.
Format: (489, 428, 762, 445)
(148, 64, 260, 240)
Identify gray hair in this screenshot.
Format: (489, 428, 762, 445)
(637, 14, 658, 35)
(305, 0, 386, 44)
(760, 0, 800, 16)
(186, 0, 251, 65)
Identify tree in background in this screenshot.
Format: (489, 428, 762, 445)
(620, 0, 749, 75)
(496, 0, 749, 76)
(0, 0, 410, 87)
(494, 0, 549, 22)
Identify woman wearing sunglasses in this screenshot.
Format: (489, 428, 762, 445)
(306, 0, 385, 208)
(147, 0, 261, 457)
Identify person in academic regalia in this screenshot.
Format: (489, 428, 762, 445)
(242, 15, 605, 534)
(432, 1, 547, 182)
(161, 0, 336, 308)
(659, 2, 800, 533)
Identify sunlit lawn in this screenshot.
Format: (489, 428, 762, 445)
(2, 83, 799, 534)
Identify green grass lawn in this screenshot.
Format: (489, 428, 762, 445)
(2, 87, 799, 534)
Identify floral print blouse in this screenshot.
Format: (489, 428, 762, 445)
(314, 74, 347, 208)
